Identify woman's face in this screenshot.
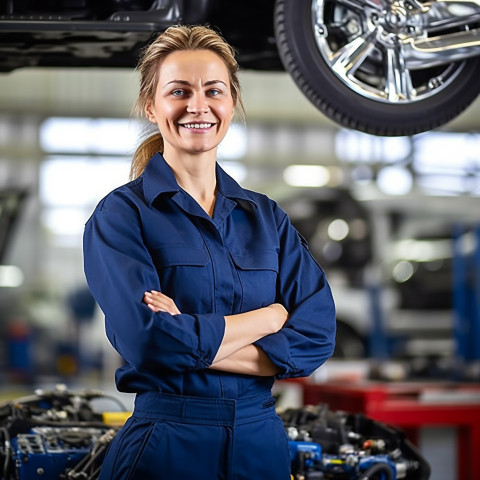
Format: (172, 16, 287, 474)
(145, 49, 235, 157)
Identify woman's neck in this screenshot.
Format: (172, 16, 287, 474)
(163, 149, 217, 217)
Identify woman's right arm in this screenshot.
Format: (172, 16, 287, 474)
(83, 195, 225, 374)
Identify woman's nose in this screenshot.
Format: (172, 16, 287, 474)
(187, 94, 209, 114)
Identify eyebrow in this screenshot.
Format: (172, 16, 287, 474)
(163, 79, 228, 88)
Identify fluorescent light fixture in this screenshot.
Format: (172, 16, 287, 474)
(40, 117, 141, 154)
(335, 129, 411, 163)
(392, 238, 452, 262)
(0, 265, 24, 287)
(283, 165, 330, 187)
(219, 161, 247, 183)
(40, 156, 130, 207)
(417, 174, 469, 195)
(414, 132, 479, 174)
(218, 123, 247, 160)
(377, 166, 413, 195)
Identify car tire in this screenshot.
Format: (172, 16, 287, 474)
(274, 0, 480, 136)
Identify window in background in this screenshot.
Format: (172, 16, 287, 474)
(39, 156, 131, 246)
(334, 129, 480, 196)
(39, 117, 137, 248)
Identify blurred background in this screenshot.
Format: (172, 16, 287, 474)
(1, 67, 479, 385)
(0, 58, 480, 480)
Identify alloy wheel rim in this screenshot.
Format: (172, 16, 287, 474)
(311, 0, 465, 104)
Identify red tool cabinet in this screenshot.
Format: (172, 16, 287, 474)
(294, 381, 480, 480)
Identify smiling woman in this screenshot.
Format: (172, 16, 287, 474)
(129, 25, 245, 181)
(83, 24, 336, 480)
(144, 49, 235, 173)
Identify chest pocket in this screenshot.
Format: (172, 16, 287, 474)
(150, 245, 212, 313)
(230, 251, 278, 311)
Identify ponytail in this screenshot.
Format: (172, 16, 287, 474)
(130, 132, 164, 180)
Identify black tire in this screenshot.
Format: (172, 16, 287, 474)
(274, 0, 480, 136)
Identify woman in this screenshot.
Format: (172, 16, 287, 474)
(83, 24, 336, 480)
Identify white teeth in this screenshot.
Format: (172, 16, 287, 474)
(182, 123, 212, 129)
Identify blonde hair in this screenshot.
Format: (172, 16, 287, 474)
(130, 24, 245, 180)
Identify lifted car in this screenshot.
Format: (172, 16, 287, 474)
(2, 0, 480, 136)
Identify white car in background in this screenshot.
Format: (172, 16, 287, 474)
(279, 187, 457, 366)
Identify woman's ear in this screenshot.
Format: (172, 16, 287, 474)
(145, 101, 157, 124)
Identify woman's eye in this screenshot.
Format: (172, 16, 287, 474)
(172, 90, 185, 97)
(208, 89, 221, 96)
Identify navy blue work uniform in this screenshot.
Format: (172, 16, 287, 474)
(83, 153, 336, 480)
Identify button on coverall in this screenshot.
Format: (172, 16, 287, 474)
(83, 153, 336, 480)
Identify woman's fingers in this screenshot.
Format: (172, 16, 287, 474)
(143, 290, 181, 315)
(144, 291, 179, 314)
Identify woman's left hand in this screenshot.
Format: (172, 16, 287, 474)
(143, 290, 181, 315)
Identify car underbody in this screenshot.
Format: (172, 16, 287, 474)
(0, 0, 281, 72)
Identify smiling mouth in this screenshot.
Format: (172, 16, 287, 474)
(179, 122, 215, 130)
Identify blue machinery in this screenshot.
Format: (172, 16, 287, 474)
(453, 225, 480, 371)
(367, 223, 480, 374)
(0, 388, 431, 480)
(282, 404, 430, 480)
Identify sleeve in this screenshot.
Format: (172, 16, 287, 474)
(83, 194, 225, 374)
(254, 206, 336, 379)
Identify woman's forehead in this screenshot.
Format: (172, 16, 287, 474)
(158, 50, 230, 86)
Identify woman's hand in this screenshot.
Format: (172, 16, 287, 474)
(143, 290, 181, 315)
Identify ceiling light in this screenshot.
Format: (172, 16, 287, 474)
(283, 165, 330, 187)
(328, 219, 349, 241)
(0, 265, 24, 287)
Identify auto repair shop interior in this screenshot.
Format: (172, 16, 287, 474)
(0, 1, 480, 480)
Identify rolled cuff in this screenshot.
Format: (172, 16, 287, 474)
(196, 312, 226, 368)
(254, 331, 296, 379)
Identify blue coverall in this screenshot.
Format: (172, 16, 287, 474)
(83, 153, 336, 479)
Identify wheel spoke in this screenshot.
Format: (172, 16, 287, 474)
(385, 45, 415, 101)
(329, 0, 382, 12)
(330, 28, 379, 77)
